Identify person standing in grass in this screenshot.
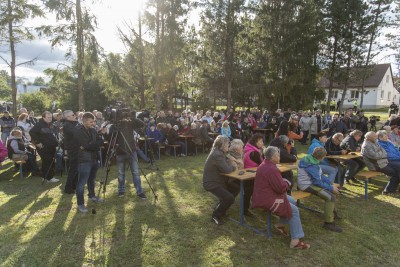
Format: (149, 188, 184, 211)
(297, 147, 343, 233)
(252, 146, 310, 249)
(203, 135, 238, 225)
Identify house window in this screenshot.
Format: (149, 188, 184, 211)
(386, 75, 390, 83)
(388, 92, 391, 101)
(350, 90, 359, 99)
(381, 90, 385, 99)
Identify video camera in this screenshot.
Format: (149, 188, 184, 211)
(104, 101, 136, 124)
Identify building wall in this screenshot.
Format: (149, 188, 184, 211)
(324, 68, 399, 109)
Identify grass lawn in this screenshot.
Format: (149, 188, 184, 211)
(1, 112, 399, 266)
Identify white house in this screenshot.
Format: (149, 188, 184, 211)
(320, 63, 399, 109)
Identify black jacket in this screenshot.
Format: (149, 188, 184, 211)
(109, 119, 145, 155)
(63, 120, 79, 152)
(29, 119, 58, 149)
(74, 124, 104, 162)
(325, 137, 342, 155)
(269, 138, 297, 163)
(340, 135, 360, 152)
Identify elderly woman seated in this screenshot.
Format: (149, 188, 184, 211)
(252, 146, 310, 249)
(203, 135, 238, 225)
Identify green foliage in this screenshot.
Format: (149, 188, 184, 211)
(32, 76, 46, 86)
(18, 91, 52, 113)
(0, 0, 44, 117)
(0, 70, 12, 100)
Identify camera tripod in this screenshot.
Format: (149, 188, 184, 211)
(92, 126, 159, 214)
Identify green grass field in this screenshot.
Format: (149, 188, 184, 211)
(1, 111, 399, 266)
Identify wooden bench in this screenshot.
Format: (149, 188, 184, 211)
(166, 144, 181, 157)
(355, 171, 385, 200)
(158, 144, 165, 159)
(265, 191, 312, 238)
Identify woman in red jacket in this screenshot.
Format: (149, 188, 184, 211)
(252, 146, 310, 249)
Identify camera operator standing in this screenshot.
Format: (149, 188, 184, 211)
(29, 111, 59, 183)
(75, 112, 105, 213)
(63, 110, 79, 194)
(109, 115, 147, 199)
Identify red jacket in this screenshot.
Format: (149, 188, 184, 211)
(251, 159, 292, 218)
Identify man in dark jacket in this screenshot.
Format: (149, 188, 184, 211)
(29, 111, 59, 183)
(323, 113, 348, 137)
(75, 112, 105, 213)
(325, 133, 359, 185)
(63, 110, 79, 194)
(110, 118, 147, 199)
(199, 120, 213, 150)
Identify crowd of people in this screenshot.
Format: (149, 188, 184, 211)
(2, 105, 400, 249)
(201, 106, 400, 250)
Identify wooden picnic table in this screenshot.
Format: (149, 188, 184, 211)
(325, 152, 362, 185)
(222, 161, 298, 225)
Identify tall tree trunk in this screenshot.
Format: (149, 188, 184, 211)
(154, 6, 162, 110)
(7, 0, 17, 118)
(138, 12, 145, 109)
(360, 2, 381, 108)
(76, 0, 85, 110)
(327, 37, 339, 114)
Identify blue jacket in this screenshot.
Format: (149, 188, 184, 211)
(377, 140, 400, 161)
(298, 155, 333, 192)
(307, 138, 330, 165)
(146, 128, 164, 143)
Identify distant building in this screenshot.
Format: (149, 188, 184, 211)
(16, 84, 48, 95)
(319, 63, 399, 109)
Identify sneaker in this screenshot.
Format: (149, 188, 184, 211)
(137, 193, 147, 199)
(89, 196, 104, 203)
(211, 216, 225, 225)
(323, 222, 343, 233)
(118, 192, 125, 197)
(78, 205, 88, 213)
(48, 177, 60, 183)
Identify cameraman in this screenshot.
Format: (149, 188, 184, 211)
(63, 110, 79, 194)
(108, 115, 147, 199)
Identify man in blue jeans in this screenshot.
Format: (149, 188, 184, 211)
(74, 112, 105, 213)
(109, 118, 147, 199)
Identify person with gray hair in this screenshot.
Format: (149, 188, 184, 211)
(227, 139, 244, 170)
(270, 135, 298, 192)
(252, 146, 310, 249)
(203, 135, 238, 225)
(361, 131, 400, 195)
(298, 147, 342, 233)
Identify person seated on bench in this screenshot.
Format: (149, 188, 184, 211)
(388, 125, 400, 147)
(361, 131, 400, 196)
(324, 132, 364, 186)
(7, 128, 40, 176)
(270, 135, 298, 193)
(339, 130, 365, 184)
(252, 146, 310, 249)
(203, 135, 238, 225)
(165, 124, 186, 157)
(242, 133, 265, 217)
(307, 131, 338, 183)
(298, 147, 343, 233)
